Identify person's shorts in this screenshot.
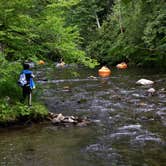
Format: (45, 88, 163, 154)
(23, 85, 32, 94)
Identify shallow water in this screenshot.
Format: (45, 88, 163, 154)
(0, 66, 166, 166)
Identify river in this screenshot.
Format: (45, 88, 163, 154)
(0, 65, 166, 166)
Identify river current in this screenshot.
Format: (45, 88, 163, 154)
(0, 65, 166, 166)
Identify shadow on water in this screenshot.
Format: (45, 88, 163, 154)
(0, 66, 166, 166)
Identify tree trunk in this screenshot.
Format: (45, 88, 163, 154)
(0, 43, 4, 53)
(95, 13, 101, 28)
(118, 0, 123, 34)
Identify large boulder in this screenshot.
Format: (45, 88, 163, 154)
(136, 79, 154, 85)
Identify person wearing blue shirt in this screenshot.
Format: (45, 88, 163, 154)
(19, 63, 35, 106)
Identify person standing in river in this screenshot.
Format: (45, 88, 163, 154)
(18, 63, 35, 106)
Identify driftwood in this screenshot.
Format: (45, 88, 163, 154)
(47, 112, 91, 127)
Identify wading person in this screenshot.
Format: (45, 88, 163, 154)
(18, 63, 35, 106)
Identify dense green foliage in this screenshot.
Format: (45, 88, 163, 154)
(0, 99, 48, 123)
(0, 0, 98, 67)
(67, 0, 114, 47)
(85, 0, 166, 67)
(1, 0, 165, 67)
(0, 54, 48, 123)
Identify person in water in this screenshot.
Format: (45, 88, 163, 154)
(19, 63, 35, 106)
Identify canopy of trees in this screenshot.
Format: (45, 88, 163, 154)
(0, 0, 98, 67)
(83, 0, 166, 67)
(0, 0, 165, 67)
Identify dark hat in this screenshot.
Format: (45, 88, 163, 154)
(23, 63, 30, 70)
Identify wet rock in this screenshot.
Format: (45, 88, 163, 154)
(145, 88, 156, 96)
(118, 124, 142, 131)
(88, 75, 97, 79)
(91, 119, 101, 123)
(86, 143, 105, 152)
(109, 132, 137, 139)
(132, 93, 141, 97)
(62, 116, 76, 123)
(139, 102, 147, 106)
(160, 88, 166, 92)
(135, 134, 162, 143)
(48, 112, 90, 127)
(136, 79, 154, 85)
(147, 88, 155, 93)
(56, 113, 64, 120)
(62, 86, 71, 92)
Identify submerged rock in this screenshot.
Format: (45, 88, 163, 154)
(136, 79, 154, 85)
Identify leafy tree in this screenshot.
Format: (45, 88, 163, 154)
(0, 0, 98, 67)
(67, 0, 114, 48)
(142, 0, 166, 67)
(87, 0, 166, 67)
(0, 0, 37, 60)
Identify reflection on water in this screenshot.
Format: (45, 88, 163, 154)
(0, 66, 166, 166)
(0, 125, 98, 166)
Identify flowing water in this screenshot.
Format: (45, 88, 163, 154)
(0, 65, 166, 166)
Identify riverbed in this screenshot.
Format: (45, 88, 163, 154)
(0, 65, 166, 166)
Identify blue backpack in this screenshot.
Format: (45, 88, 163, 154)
(18, 73, 27, 87)
(18, 70, 35, 89)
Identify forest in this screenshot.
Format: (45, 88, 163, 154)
(0, 0, 166, 123)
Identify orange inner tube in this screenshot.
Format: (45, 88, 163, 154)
(116, 63, 127, 69)
(98, 66, 111, 77)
